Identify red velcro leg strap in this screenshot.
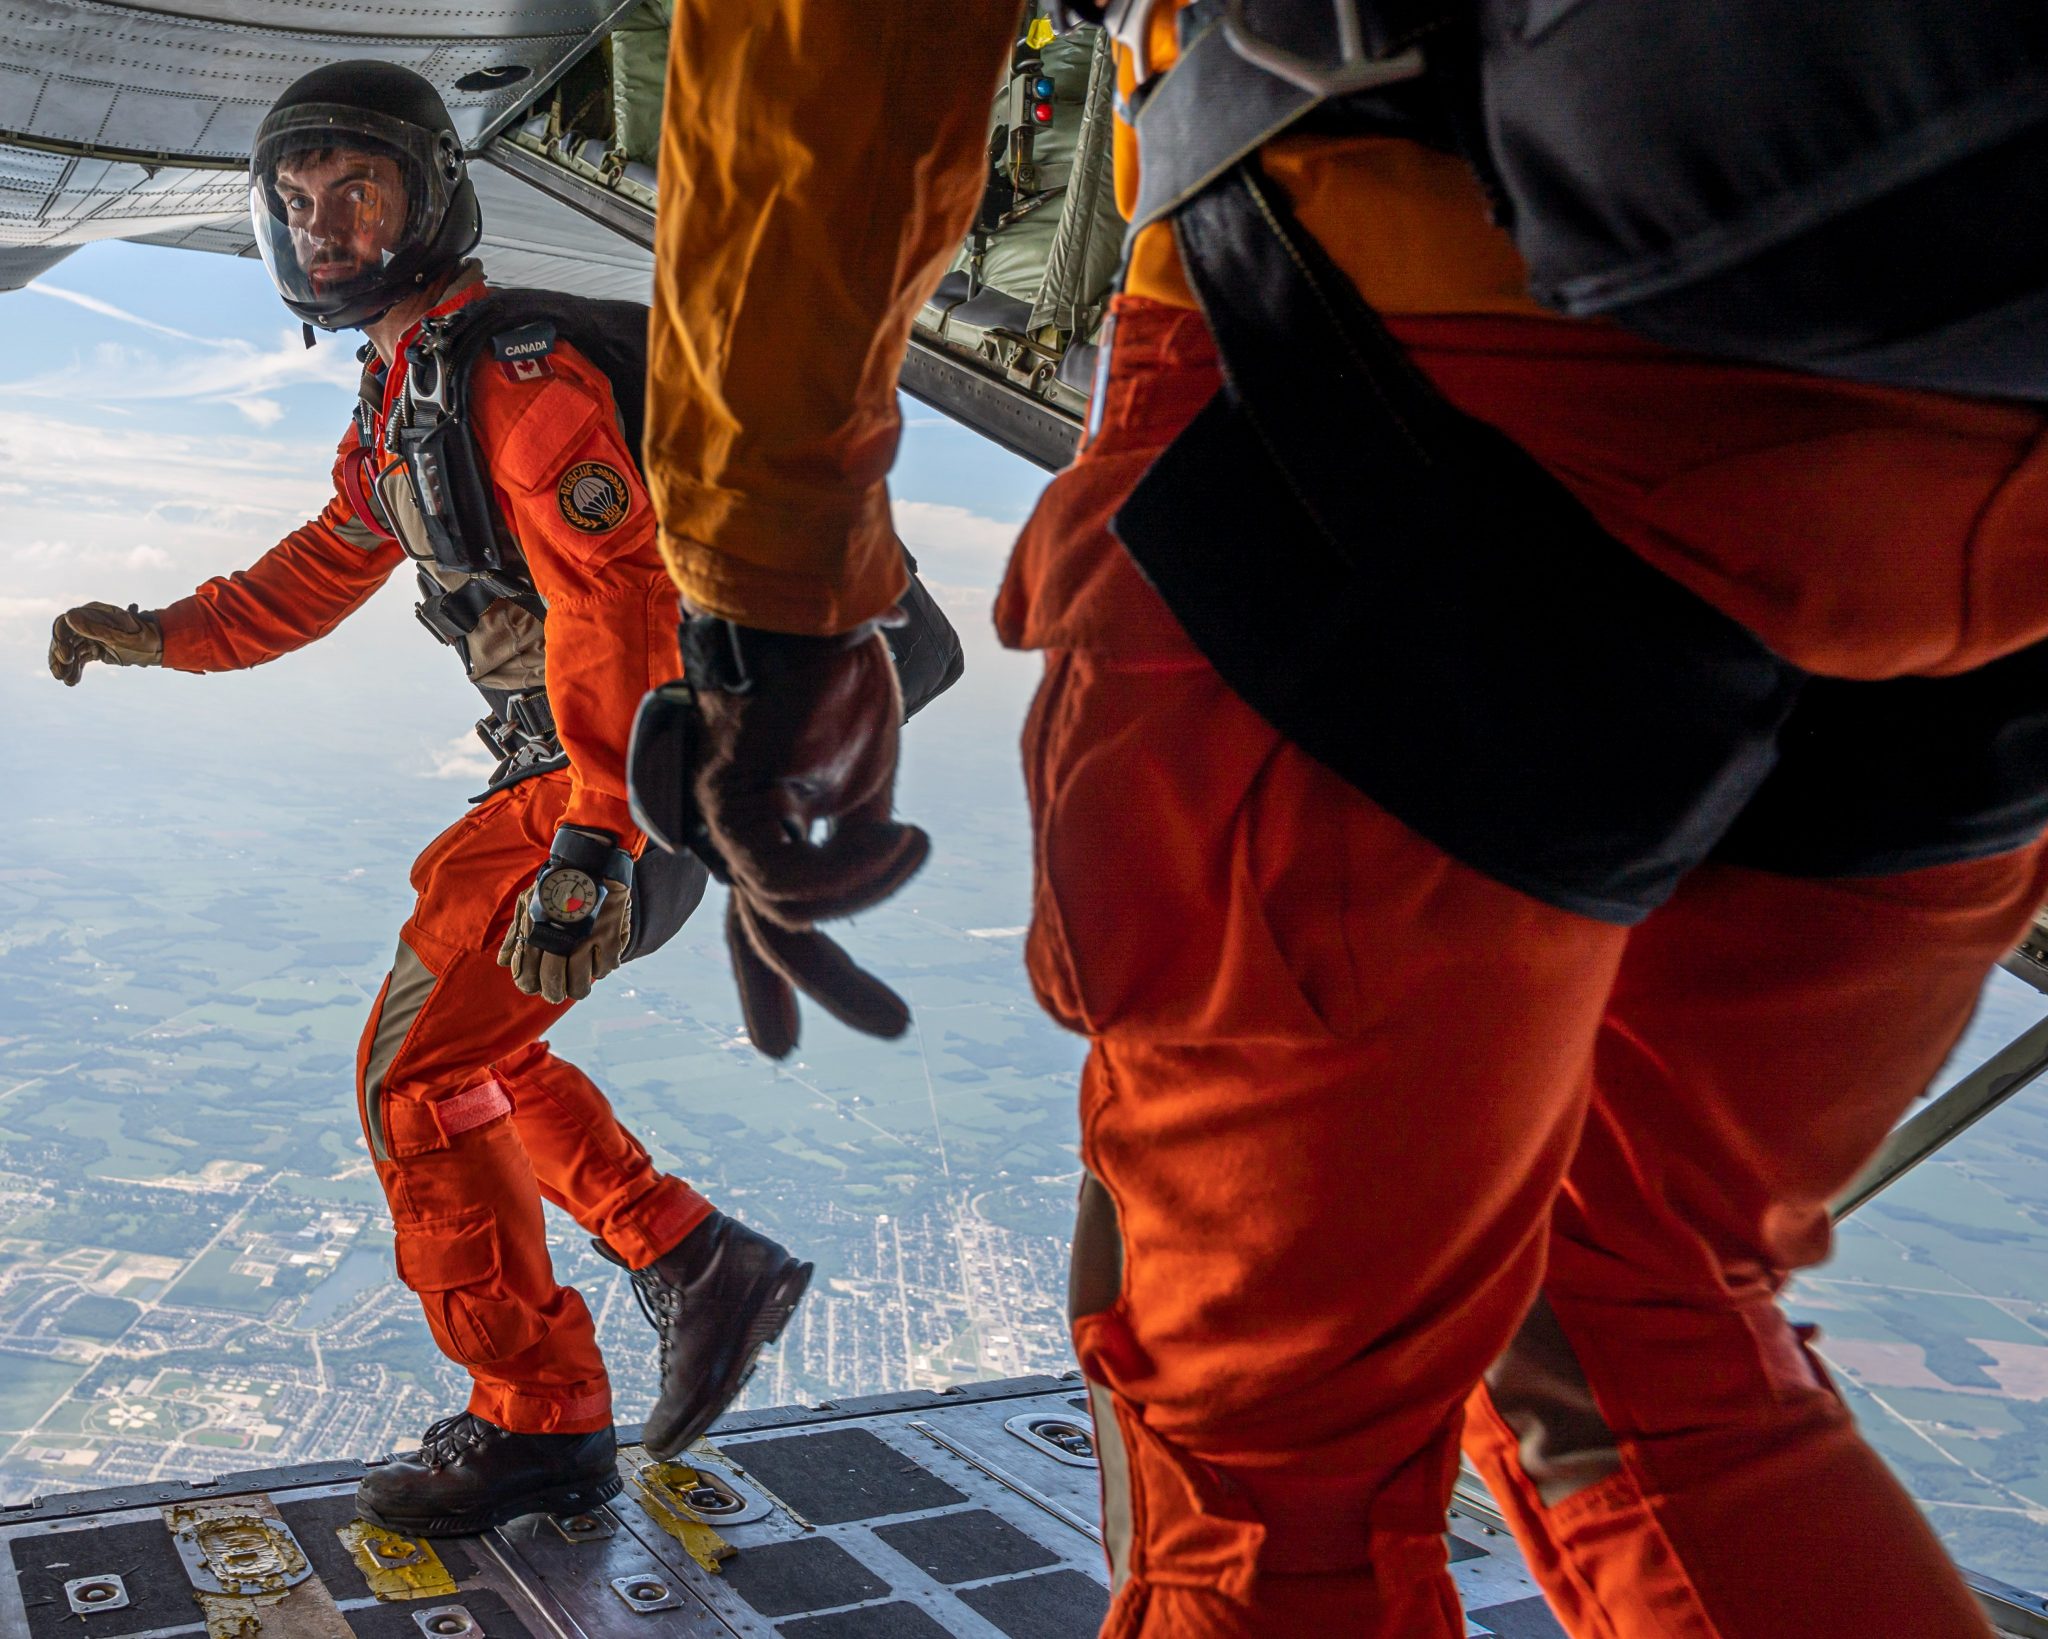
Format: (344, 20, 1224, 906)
(437, 1076, 515, 1139)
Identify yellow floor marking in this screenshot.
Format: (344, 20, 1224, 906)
(336, 1519, 459, 1600)
(630, 1460, 737, 1573)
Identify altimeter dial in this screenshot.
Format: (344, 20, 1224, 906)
(535, 866, 600, 925)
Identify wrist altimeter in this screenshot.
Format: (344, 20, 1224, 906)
(525, 826, 633, 954)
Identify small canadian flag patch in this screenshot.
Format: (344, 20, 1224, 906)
(492, 321, 558, 384)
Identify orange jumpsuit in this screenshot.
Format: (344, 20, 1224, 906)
(156, 281, 711, 1434)
(644, 5, 2048, 1632)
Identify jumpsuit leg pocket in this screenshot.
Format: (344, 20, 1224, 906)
(1024, 651, 1365, 1043)
(408, 805, 488, 898)
(405, 781, 561, 958)
(393, 1205, 546, 1369)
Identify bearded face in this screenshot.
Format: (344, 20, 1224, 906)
(270, 147, 410, 293)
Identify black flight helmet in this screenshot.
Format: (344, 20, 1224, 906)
(250, 60, 481, 330)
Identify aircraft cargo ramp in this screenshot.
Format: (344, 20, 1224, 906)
(0, 1376, 1553, 1638)
(5, 1375, 2045, 1638)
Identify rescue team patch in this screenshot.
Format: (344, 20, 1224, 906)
(493, 320, 556, 383)
(557, 460, 631, 532)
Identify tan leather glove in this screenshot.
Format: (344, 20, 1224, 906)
(498, 828, 637, 1005)
(498, 875, 632, 1004)
(628, 618, 929, 1059)
(48, 602, 162, 685)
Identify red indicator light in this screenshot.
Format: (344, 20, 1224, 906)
(1033, 100, 1054, 123)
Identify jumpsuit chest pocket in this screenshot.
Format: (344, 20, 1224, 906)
(416, 559, 548, 692)
(462, 601, 547, 692)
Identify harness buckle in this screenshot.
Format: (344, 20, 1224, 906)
(475, 715, 516, 760)
(505, 691, 557, 740)
(474, 691, 557, 766)
(476, 691, 558, 759)
(414, 575, 499, 646)
(417, 602, 458, 646)
(404, 319, 455, 419)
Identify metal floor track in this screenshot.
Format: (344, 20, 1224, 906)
(3, 1376, 2042, 1637)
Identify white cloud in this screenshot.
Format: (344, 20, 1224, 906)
(233, 397, 286, 428)
(0, 595, 64, 679)
(9, 281, 359, 417)
(892, 499, 1021, 589)
(0, 407, 338, 622)
(1, 328, 358, 413)
(424, 733, 496, 783)
(0, 408, 329, 522)
(930, 581, 994, 617)
(25, 283, 218, 345)
(0, 596, 61, 620)
(3, 540, 166, 569)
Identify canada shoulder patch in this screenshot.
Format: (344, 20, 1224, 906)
(492, 320, 556, 382)
(556, 460, 632, 533)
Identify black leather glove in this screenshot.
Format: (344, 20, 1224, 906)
(628, 615, 929, 1058)
(497, 826, 635, 1005)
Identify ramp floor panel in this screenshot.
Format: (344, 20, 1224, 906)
(5, 1376, 2036, 1637)
(9, 1518, 194, 1638)
(724, 1428, 970, 1526)
(873, 1510, 1063, 1585)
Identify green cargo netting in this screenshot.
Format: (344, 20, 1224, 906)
(1031, 26, 1121, 338)
(951, 20, 1123, 345)
(611, 0, 673, 167)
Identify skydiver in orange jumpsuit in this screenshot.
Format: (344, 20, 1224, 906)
(624, 4, 2048, 1636)
(45, 61, 812, 1537)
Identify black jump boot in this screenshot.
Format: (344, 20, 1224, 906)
(355, 1413, 621, 1536)
(596, 1211, 814, 1460)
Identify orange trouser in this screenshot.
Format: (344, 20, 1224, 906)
(997, 298, 2048, 1636)
(354, 772, 713, 1434)
(1461, 849, 2048, 1639)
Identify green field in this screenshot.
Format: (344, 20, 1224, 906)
(34, 1402, 90, 1435)
(55, 1295, 141, 1340)
(0, 1354, 83, 1431)
(278, 1173, 384, 1208)
(164, 1247, 281, 1316)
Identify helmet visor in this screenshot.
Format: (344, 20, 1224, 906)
(249, 103, 455, 324)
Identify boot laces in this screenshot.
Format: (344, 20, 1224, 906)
(416, 1412, 493, 1470)
(629, 1267, 683, 1375)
